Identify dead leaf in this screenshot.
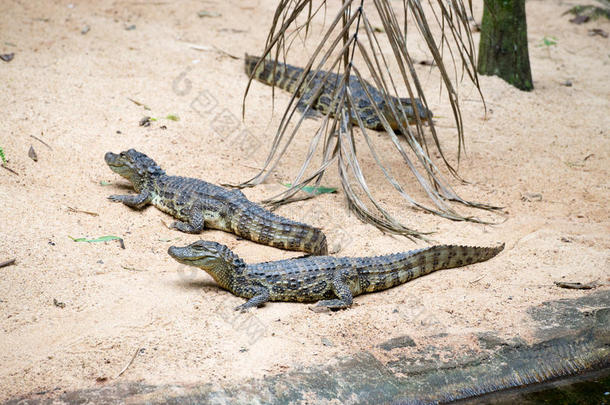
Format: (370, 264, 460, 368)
(139, 116, 152, 127)
(570, 15, 590, 24)
(28, 145, 38, 162)
(0, 53, 14, 62)
(53, 298, 66, 308)
(588, 28, 608, 38)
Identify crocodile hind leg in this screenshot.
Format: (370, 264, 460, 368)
(108, 190, 152, 209)
(170, 201, 205, 234)
(314, 269, 354, 310)
(234, 287, 270, 312)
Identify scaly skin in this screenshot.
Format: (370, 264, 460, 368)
(105, 149, 327, 255)
(245, 54, 433, 131)
(168, 240, 504, 311)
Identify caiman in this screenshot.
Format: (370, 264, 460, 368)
(105, 149, 327, 255)
(245, 54, 433, 132)
(168, 240, 504, 311)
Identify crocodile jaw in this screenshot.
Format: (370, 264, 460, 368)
(104, 151, 132, 178)
(167, 245, 203, 264)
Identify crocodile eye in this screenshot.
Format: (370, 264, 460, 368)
(192, 241, 206, 249)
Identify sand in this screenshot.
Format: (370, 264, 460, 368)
(0, 0, 608, 400)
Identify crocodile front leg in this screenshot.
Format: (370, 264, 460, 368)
(170, 201, 205, 233)
(235, 287, 270, 312)
(108, 190, 152, 209)
(314, 269, 354, 310)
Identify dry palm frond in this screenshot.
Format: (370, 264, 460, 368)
(240, 0, 500, 240)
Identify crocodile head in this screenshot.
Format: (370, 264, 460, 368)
(104, 149, 165, 190)
(168, 240, 246, 289)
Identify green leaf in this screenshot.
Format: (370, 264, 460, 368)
(539, 36, 557, 47)
(69, 235, 122, 243)
(283, 183, 337, 195)
(0, 147, 6, 164)
(198, 10, 221, 18)
(165, 114, 180, 121)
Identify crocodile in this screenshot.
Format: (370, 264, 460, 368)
(168, 240, 504, 311)
(245, 54, 433, 132)
(105, 149, 327, 255)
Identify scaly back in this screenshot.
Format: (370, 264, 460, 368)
(245, 54, 308, 94)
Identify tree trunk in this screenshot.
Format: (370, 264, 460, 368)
(477, 0, 533, 91)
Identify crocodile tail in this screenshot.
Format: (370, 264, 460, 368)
(360, 244, 504, 293)
(244, 53, 260, 77)
(307, 227, 328, 255)
(231, 204, 328, 255)
(414, 244, 505, 274)
(244, 54, 304, 93)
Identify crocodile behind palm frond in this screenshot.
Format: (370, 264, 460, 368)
(245, 54, 433, 132)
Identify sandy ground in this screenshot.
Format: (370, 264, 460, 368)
(0, 0, 608, 400)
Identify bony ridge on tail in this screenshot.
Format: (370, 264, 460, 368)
(105, 149, 327, 255)
(168, 240, 504, 312)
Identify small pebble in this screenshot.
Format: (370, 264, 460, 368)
(321, 337, 334, 347)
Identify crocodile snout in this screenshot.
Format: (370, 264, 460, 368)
(167, 246, 180, 258)
(104, 151, 118, 165)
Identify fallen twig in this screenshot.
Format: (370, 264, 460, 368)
(213, 46, 239, 60)
(554, 281, 597, 290)
(67, 206, 100, 216)
(1, 164, 19, 175)
(0, 258, 16, 269)
(30, 134, 53, 150)
(128, 98, 151, 110)
(185, 42, 239, 59)
(469, 275, 486, 285)
(237, 163, 266, 172)
(116, 347, 141, 378)
(121, 265, 145, 272)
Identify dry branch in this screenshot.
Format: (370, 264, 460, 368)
(241, 0, 500, 238)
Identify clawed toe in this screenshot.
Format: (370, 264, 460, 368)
(309, 305, 331, 313)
